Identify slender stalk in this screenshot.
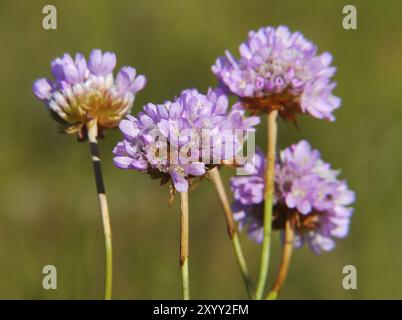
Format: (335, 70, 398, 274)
(87, 120, 113, 300)
(255, 110, 278, 299)
(179, 191, 190, 300)
(266, 218, 294, 300)
(207, 167, 255, 299)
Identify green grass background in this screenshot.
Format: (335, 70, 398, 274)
(0, 0, 401, 299)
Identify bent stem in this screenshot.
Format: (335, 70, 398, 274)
(87, 120, 113, 300)
(255, 110, 278, 299)
(266, 218, 294, 300)
(180, 191, 190, 300)
(207, 167, 255, 299)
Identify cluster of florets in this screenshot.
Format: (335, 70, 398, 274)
(113, 88, 259, 191)
(212, 26, 340, 121)
(33, 49, 146, 137)
(231, 140, 355, 253)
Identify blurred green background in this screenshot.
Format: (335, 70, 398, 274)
(0, 0, 401, 299)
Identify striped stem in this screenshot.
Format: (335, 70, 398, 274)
(87, 120, 113, 300)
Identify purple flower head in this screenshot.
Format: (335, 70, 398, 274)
(113, 88, 259, 192)
(212, 26, 340, 121)
(230, 140, 355, 254)
(33, 49, 146, 138)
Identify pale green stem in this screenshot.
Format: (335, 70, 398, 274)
(266, 217, 294, 300)
(87, 120, 113, 300)
(180, 191, 190, 300)
(208, 167, 255, 299)
(255, 110, 278, 299)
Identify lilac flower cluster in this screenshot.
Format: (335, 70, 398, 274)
(33, 49, 146, 136)
(231, 140, 355, 254)
(113, 88, 260, 192)
(212, 26, 340, 121)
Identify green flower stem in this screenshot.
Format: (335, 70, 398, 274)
(207, 167, 255, 299)
(87, 120, 113, 300)
(179, 191, 190, 300)
(255, 110, 278, 300)
(266, 217, 294, 300)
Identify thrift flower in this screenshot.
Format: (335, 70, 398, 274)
(231, 141, 355, 254)
(33, 49, 146, 138)
(113, 88, 259, 192)
(32, 49, 146, 299)
(212, 26, 340, 121)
